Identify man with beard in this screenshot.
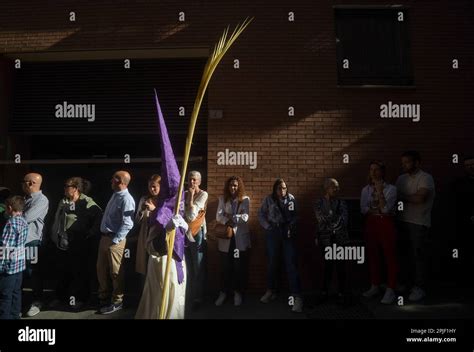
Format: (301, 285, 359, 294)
(396, 151, 435, 302)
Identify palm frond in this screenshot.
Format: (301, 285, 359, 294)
(159, 18, 253, 319)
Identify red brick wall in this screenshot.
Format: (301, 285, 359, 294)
(0, 0, 473, 292)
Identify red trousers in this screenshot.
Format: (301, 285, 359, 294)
(364, 215, 398, 289)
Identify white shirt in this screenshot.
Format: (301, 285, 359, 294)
(360, 182, 397, 215)
(216, 196, 251, 253)
(184, 190, 208, 240)
(396, 170, 435, 227)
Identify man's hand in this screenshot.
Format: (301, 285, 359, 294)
(145, 199, 156, 212)
(185, 187, 195, 206)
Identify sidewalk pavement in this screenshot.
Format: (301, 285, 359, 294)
(22, 285, 474, 320)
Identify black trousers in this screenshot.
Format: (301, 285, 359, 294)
(55, 244, 91, 303)
(397, 221, 428, 289)
(321, 246, 347, 294)
(220, 237, 248, 293)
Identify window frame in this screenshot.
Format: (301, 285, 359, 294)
(334, 5, 414, 88)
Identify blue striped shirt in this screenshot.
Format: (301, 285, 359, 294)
(100, 189, 135, 244)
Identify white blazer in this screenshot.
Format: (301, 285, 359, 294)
(216, 195, 251, 253)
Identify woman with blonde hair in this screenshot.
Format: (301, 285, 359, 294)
(361, 161, 398, 304)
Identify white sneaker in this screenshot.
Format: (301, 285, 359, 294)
(291, 296, 303, 313)
(408, 286, 426, 302)
(215, 291, 227, 306)
(234, 292, 242, 306)
(25, 302, 41, 317)
(381, 288, 396, 304)
(362, 285, 380, 298)
(260, 290, 277, 303)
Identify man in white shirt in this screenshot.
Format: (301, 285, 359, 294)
(396, 151, 435, 302)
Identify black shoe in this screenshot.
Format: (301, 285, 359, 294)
(99, 302, 123, 315)
(98, 299, 109, 309)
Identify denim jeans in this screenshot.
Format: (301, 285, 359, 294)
(185, 228, 207, 303)
(0, 272, 23, 319)
(265, 226, 301, 295)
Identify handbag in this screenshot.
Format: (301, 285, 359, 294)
(213, 222, 234, 239)
(210, 200, 241, 239)
(189, 203, 207, 237)
(187, 191, 208, 237)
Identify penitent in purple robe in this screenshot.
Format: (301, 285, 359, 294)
(153, 90, 185, 284)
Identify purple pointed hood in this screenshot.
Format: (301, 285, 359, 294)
(153, 90, 185, 283)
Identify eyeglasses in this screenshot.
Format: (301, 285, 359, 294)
(22, 180, 36, 185)
(64, 184, 76, 189)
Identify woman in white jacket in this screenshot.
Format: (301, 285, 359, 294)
(214, 176, 250, 306)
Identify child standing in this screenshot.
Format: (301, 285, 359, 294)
(0, 196, 29, 319)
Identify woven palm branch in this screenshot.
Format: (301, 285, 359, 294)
(159, 17, 254, 319)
